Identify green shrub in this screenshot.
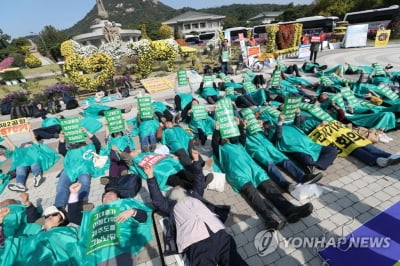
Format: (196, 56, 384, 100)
(0, 69, 24, 81)
(10, 53, 26, 67)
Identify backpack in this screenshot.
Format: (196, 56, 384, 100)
(120, 87, 129, 98)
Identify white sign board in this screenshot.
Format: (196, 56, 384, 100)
(344, 24, 368, 48)
(298, 44, 311, 59)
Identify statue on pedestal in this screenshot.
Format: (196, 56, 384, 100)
(96, 0, 109, 19)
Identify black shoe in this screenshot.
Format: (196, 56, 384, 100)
(200, 135, 207, 145)
(286, 203, 313, 223)
(301, 172, 323, 184)
(204, 173, 214, 187)
(100, 176, 110, 185)
(150, 144, 157, 152)
(265, 211, 286, 230)
(304, 165, 316, 175)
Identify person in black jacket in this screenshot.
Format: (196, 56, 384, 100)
(145, 148, 248, 266)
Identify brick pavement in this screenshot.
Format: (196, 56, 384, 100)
(1, 44, 400, 265)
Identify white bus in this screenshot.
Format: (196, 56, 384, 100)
(224, 26, 249, 45)
(343, 5, 399, 38)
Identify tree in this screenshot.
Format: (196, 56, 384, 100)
(277, 3, 309, 22)
(38, 25, 68, 61)
(159, 24, 173, 39)
(140, 24, 152, 40)
(0, 29, 11, 50)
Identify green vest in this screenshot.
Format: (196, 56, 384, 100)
(275, 125, 322, 162)
(130, 152, 184, 191)
(245, 132, 287, 165)
(161, 126, 193, 153)
(219, 143, 269, 192)
(79, 198, 153, 265)
(64, 143, 97, 182)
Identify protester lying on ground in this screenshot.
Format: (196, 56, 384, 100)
(198, 66, 220, 104)
(54, 127, 101, 207)
(182, 98, 215, 146)
(296, 110, 400, 168)
(157, 119, 205, 169)
(240, 117, 323, 192)
(212, 122, 314, 230)
(104, 120, 135, 178)
(67, 182, 153, 265)
(5, 124, 60, 192)
(317, 93, 396, 131)
(116, 148, 213, 191)
(145, 148, 248, 266)
(136, 106, 159, 152)
(80, 102, 132, 119)
(263, 112, 338, 174)
(0, 192, 41, 223)
(0, 203, 81, 265)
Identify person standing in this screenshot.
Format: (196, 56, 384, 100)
(309, 33, 320, 64)
(219, 39, 230, 75)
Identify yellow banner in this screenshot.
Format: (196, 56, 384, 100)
(308, 121, 371, 157)
(140, 74, 175, 94)
(0, 118, 29, 137)
(374, 30, 391, 47)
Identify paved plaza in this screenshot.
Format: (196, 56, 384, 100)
(1, 43, 400, 265)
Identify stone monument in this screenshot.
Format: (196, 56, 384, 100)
(72, 0, 140, 47)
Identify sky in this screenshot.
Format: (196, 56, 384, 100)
(1, 0, 312, 39)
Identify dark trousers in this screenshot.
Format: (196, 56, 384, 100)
(310, 50, 318, 63)
(351, 144, 391, 166)
(285, 64, 300, 76)
(33, 124, 61, 140)
(174, 141, 205, 169)
(155, 110, 174, 122)
(289, 145, 337, 170)
(206, 95, 219, 104)
(235, 95, 258, 108)
(174, 95, 182, 111)
(166, 169, 195, 190)
(186, 228, 248, 266)
(240, 180, 294, 219)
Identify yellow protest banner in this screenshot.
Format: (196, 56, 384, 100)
(308, 121, 371, 157)
(374, 30, 391, 47)
(140, 74, 175, 94)
(0, 118, 29, 136)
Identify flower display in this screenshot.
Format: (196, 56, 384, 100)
(63, 52, 116, 91)
(1, 91, 29, 104)
(60, 40, 81, 58)
(292, 23, 303, 48)
(112, 74, 132, 87)
(44, 83, 78, 95)
(99, 41, 128, 60)
(179, 46, 197, 57)
(24, 54, 42, 68)
(0, 57, 14, 71)
(266, 24, 279, 52)
(277, 24, 295, 50)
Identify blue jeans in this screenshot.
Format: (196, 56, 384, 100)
(221, 62, 229, 75)
(277, 159, 305, 182)
(140, 134, 156, 148)
(265, 160, 305, 190)
(54, 170, 91, 207)
(351, 144, 391, 166)
(16, 164, 41, 185)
